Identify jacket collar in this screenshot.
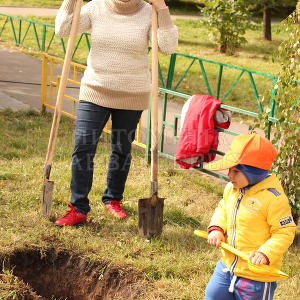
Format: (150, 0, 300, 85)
(245, 174, 282, 195)
(230, 174, 282, 196)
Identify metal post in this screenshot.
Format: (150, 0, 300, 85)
(42, 24, 46, 52)
(248, 72, 263, 113)
(216, 65, 223, 99)
(41, 54, 48, 113)
(159, 54, 176, 153)
(10, 17, 18, 45)
(199, 60, 213, 96)
(18, 18, 21, 46)
(267, 78, 278, 139)
(32, 22, 41, 51)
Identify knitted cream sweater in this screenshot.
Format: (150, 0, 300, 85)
(55, 0, 178, 110)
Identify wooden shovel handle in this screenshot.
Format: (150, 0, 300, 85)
(151, 6, 158, 190)
(44, 0, 83, 167)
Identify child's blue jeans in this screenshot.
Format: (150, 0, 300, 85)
(205, 261, 277, 300)
(70, 100, 142, 214)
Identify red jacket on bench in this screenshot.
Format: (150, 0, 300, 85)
(175, 95, 230, 169)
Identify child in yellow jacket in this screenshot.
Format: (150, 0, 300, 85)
(204, 133, 296, 300)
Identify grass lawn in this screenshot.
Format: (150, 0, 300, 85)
(0, 109, 299, 299)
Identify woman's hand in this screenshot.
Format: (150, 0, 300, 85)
(149, 0, 167, 10)
(208, 230, 225, 247)
(249, 252, 268, 265)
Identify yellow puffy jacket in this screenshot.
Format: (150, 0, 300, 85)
(209, 174, 296, 282)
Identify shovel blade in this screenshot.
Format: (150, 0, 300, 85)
(248, 262, 288, 280)
(138, 196, 164, 239)
(41, 179, 54, 218)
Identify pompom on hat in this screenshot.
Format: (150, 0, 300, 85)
(204, 133, 278, 171)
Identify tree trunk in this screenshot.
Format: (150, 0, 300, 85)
(263, 7, 272, 41)
(220, 44, 227, 54)
(292, 210, 299, 225)
(297, 1, 300, 24)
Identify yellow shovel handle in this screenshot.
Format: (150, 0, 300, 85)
(194, 230, 288, 280)
(194, 230, 247, 258)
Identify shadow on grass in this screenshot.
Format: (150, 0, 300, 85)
(242, 40, 282, 57)
(122, 204, 203, 230)
(83, 205, 205, 238)
(164, 208, 202, 229)
(178, 38, 215, 49)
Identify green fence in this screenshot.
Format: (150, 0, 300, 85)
(0, 14, 91, 58)
(1, 14, 298, 181)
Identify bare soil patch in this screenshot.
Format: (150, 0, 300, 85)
(1, 248, 145, 299)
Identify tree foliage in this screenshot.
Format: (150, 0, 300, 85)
(201, 0, 251, 54)
(244, 1, 297, 40)
(245, 0, 297, 11)
(252, 4, 300, 224)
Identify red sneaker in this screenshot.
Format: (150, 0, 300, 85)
(55, 204, 87, 227)
(105, 200, 127, 219)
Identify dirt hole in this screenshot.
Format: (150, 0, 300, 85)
(0, 248, 145, 299)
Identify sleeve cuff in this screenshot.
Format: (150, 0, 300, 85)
(157, 7, 174, 29)
(258, 246, 273, 264)
(257, 251, 270, 265)
(208, 226, 225, 235)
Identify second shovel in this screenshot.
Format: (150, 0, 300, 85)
(41, 0, 83, 218)
(138, 6, 164, 239)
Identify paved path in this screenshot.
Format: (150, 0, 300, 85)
(0, 6, 59, 17)
(0, 46, 42, 110)
(0, 91, 30, 111)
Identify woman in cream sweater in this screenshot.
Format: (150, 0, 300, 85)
(55, 0, 178, 226)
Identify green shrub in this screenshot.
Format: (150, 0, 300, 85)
(201, 0, 252, 54)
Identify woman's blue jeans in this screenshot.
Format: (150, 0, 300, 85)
(70, 100, 143, 214)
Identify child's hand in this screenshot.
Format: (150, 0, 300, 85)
(208, 230, 225, 247)
(249, 252, 268, 265)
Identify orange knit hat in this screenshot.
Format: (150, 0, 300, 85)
(204, 133, 278, 171)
